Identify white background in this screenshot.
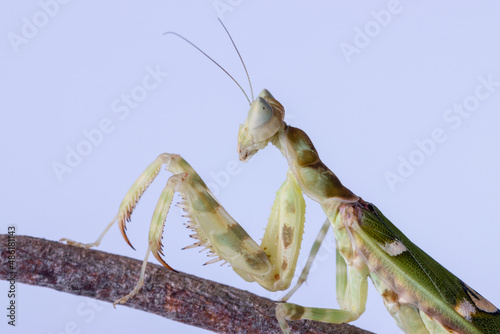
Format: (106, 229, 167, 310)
(2, 1, 500, 333)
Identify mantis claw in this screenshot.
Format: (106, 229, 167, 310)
(59, 238, 96, 249)
(61, 214, 119, 249)
(118, 217, 136, 250)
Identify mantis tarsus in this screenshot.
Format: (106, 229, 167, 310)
(61, 22, 500, 334)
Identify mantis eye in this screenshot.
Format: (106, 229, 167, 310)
(246, 96, 281, 142)
(237, 90, 283, 161)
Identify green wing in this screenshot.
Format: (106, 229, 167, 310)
(357, 203, 500, 334)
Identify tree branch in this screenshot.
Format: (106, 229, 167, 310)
(0, 234, 374, 334)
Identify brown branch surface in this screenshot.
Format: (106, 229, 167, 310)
(0, 234, 374, 334)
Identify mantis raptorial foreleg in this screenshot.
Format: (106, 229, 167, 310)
(62, 152, 307, 305)
(233, 168, 306, 291)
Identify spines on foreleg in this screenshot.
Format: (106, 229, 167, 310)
(117, 153, 174, 249)
(147, 173, 186, 271)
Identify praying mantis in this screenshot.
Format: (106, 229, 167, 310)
(61, 22, 500, 334)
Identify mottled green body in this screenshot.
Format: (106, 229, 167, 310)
(354, 204, 500, 333)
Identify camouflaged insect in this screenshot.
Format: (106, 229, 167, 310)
(62, 89, 500, 333)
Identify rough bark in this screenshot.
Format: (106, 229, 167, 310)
(0, 234, 374, 334)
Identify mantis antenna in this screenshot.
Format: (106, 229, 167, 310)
(164, 19, 254, 105)
(216, 18, 254, 102)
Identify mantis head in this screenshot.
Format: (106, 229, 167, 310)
(238, 89, 285, 162)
